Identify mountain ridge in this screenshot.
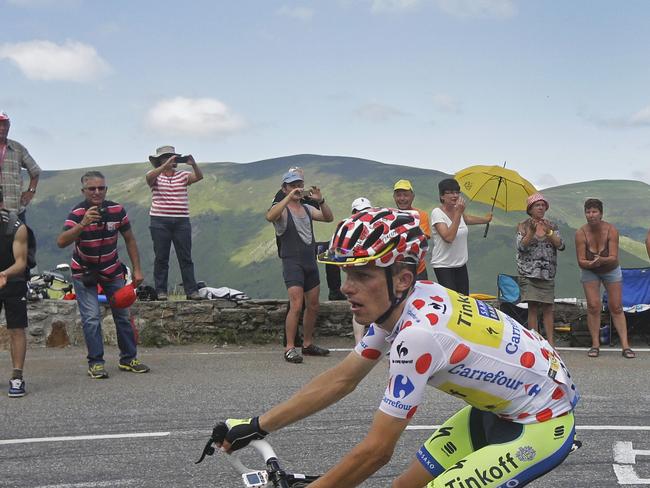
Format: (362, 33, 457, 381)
(29, 154, 650, 298)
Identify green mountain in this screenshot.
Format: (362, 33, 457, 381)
(28, 155, 650, 299)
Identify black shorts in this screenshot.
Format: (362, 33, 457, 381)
(0, 283, 28, 329)
(282, 256, 320, 292)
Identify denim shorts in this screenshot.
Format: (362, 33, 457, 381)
(580, 265, 623, 284)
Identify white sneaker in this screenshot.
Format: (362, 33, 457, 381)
(8, 378, 26, 398)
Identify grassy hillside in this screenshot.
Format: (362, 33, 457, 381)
(29, 155, 650, 299)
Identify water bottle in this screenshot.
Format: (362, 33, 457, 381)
(599, 324, 610, 345)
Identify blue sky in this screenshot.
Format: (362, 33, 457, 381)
(1, 0, 649, 188)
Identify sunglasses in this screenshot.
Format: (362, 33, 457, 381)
(83, 186, 107, 192)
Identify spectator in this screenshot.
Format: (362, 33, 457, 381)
(429, 178, 492, 295)
(266, 170, 333, 363)
(57, 171, 150, 378)
(146, 146, 204, 300)
(0, 111, 41, 223)
(516, 193, 565, 346)
(392, 179, 431, 280)
(350, 197, 373, 344)
(273, 167, 344, 300)
(0, 188, 29, 397)
(575, 198, 634, 359)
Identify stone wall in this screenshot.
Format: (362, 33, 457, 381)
(0, 298, 595, 350)
(0, 299, 354, 349)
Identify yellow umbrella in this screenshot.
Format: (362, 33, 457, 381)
(454, 163, 537, 237)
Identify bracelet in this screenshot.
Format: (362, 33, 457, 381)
(546, 230, 554, 237)
(319, 198, 325, 205)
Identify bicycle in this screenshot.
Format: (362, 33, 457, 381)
(196, 437, 320, 487)
(27, 264, 73, 300)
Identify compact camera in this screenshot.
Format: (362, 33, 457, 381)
(81, 269, 99, 287)
(174, 155, 189, 164)
(299, 188, 312, 198)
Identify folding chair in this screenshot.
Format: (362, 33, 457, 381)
(603, 267, 650, 345)
(496, 274, 528, 327)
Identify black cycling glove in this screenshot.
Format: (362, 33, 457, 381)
(212, 417, 269, 452)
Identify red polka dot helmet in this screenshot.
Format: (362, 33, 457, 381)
(318, 207, 427, 267)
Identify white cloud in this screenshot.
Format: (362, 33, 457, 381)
(432, 93, 461, 114)
(355, 102, 407, 122)
(585, 104, 650, 129)
(534, 173, 560, 190)
(366, 0, 516, 16)
(435, 0, 516, 19)
(146, 97, 246, 138)
(0, 40, 110, 82)
(369, 0, 421, 13)
(628, 105, 650, 126)
(630, 169, 650, 185)
(277, 5, 314, 20)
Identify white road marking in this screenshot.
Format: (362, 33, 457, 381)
(614, 441, 650, 464)
(193, 347, 650, 354)
(0, 431, 169, 446)
(613, 442, 650, 485)
(33, 481, 137, 488)
(2, 426, 647, 446)
(405, 425, 650, 431)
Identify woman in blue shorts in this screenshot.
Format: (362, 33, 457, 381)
(575, 198, 634, 359)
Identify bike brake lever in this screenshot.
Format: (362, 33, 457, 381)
(195, 439, 216, 464)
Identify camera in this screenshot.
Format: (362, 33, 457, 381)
(299, 189, 312, 198)
(81, 269, 99, 287)
(98, 207, 108, 221)
(174, 155, 189, 164)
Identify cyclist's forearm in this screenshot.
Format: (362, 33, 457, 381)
(260, 372, 353, 431)
(260, 352, 372, 432)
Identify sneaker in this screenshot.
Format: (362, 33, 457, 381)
(186, 291, 205, 300)
(88, 364, 109, 379)
(119, 359, 150, 373)
(328, 290, 347, 301)
(157, 292, 168, 301)
(8, 378, 26, 397)
(284, 348, 303, 364)
(302, 344, 330, 356)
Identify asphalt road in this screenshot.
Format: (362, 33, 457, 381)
(1, 340, 649, 488)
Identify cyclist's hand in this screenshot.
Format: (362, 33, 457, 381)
(215, 417, 268, 453)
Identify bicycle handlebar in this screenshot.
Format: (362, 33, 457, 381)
(196, 436, 319, 487)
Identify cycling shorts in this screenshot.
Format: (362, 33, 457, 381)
(282, 256, 320, 292)
(417, 405, 575, 487)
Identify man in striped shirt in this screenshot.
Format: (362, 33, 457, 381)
(57, 171, 149, 379)
(0, 111, 42, 222)
(146, 145, 203, 300)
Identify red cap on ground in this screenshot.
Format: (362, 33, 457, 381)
(110, 283, 137, 309)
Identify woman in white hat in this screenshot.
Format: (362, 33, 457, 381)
(516, 192, 565, 346)
(146, 145, 204, 300)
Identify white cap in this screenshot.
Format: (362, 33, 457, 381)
(351, 197, 372, 213)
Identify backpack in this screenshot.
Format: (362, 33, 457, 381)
(2, 211, 37, 274)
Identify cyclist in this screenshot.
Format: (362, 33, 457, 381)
(213, 208, 580, 487)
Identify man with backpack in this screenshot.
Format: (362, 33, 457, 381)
(0, 188, 29, 397)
